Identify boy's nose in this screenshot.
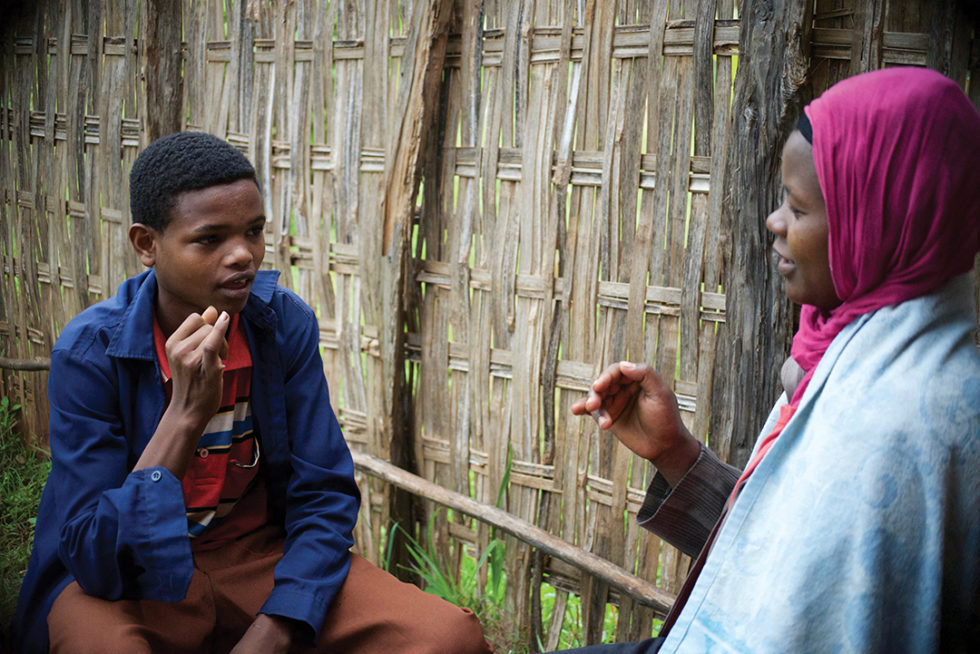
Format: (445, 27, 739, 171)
(225, 241, 253, 267)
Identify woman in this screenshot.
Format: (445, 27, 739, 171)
(564, 67, 980, 653)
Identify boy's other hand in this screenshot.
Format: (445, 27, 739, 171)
(571, 361, 700, 486)
(230, 614, 296, 654)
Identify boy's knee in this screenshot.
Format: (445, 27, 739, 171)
(49, 624, 153, 654)
(421, 604, 493, 654)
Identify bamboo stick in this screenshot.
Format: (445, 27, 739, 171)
(0, 358, 51, 372)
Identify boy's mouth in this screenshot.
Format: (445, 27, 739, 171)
(219, 273, 254, 291)
(219, 273, 255, 293)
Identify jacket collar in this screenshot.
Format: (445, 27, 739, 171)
(105, 269, 281, 360)
(242, 269, 280, 331)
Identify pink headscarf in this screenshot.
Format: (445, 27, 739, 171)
(789, 67, 980, 404)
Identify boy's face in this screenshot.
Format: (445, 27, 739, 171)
(129, 179, 266, 335)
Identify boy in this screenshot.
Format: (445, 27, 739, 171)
(14, 132, 491, 653)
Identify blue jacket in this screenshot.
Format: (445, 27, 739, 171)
(14, 270, 361, 653)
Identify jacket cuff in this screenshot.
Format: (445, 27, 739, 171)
(636, 444, 740, 557)
(260, 587, 333, 643)
(259, 549, 351, 642)
(88, 466, 193, 600)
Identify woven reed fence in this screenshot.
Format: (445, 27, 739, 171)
(2, 0, 978, 647)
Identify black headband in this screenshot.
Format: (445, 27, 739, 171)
(797, 113, 813, 143)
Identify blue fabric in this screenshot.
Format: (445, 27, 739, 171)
(659, 275, 980, 653)
(13, 269, 361, 653)
(552, 637, 664, 653)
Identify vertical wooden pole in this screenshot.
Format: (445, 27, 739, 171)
(140, 0, 183, 144)
(709, 0, 811, 468)
(850, 0, 884, 74)
(380, 0, 455, 577)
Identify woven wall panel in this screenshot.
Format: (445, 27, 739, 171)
(2, 0, 977, 647)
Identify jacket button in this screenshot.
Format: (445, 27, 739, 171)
(150, 470, 162, 482)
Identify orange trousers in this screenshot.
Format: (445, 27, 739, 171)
(47, 526, 491, 654)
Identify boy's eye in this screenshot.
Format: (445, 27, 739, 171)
(195, 234, 220, 245)
(247, 226, 265, 237)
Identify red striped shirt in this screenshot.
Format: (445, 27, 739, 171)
(153, 313, 267, 550)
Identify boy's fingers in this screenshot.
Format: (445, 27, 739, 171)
(200, 312, 230, 365)
(165, 307, 221, 350)
(201, 305, 219, 326)
(166, 322, 212, 362)
(167, 311, 207, 345)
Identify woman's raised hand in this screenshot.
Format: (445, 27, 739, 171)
(571, 361, 701, 485)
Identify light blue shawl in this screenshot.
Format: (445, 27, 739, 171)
(662, 274, 980, 653)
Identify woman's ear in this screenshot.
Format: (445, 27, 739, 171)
(129, 223, 158, 268)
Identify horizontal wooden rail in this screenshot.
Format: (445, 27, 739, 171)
(0, 357, 51, 371)
(352, 450, 676, 614)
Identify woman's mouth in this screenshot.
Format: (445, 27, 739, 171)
(773, 249, 795, 276)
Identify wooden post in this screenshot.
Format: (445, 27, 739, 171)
(140, 0, 183, 144)
(379, 0, 455, 578)
(709, 0, 812, 468)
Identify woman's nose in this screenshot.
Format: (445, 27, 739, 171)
(766, 206, 786, 236)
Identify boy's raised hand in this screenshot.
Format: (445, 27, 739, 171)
(133, 306, 230, 478)
(571, 361, 701, 486)
(165, 306, 230, 430)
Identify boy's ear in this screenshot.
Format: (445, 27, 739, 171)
(129, 223, 159, 268)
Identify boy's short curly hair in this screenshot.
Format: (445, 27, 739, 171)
(129, 132, 258, 231)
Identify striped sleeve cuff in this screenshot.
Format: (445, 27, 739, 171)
(636, 444, 740, 558)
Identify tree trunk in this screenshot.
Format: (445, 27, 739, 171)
(709, 0, 812, 468)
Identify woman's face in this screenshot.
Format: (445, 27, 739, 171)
(766, 131, 841, 311)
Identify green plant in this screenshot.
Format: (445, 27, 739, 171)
(389, 513, 504, 613)
(380, 442, 653, 652)
(0, 397, 50, 639)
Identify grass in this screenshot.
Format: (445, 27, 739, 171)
(384, 513, 633, 652)
(387, 515, 511, 645)
(0, 397, 50, 645)
(381, 443, 649, 651)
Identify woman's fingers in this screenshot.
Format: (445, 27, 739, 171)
(576, 361, 669, 433)
(590, 362, 625, 393)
